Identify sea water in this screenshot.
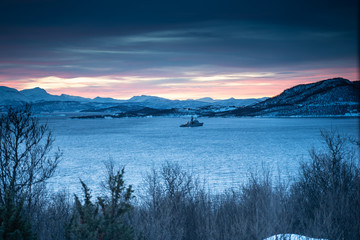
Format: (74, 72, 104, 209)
(46, 117, 359, 196)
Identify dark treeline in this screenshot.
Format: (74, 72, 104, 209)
(1, 106, 359, 240)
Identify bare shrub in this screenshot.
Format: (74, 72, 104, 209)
(36, 190, 72, 240)
(131, 162, 290, 240)
(290, 129, 360, 239)
(132, 161, 199, 240)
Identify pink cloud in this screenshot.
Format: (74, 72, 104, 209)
(0, 67, 358, 100)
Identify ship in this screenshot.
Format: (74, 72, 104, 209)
(180, 117, 204, 127)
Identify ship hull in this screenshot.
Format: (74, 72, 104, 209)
(180, 122, 203, 127)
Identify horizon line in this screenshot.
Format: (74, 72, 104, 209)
(1, 76, 356, 101)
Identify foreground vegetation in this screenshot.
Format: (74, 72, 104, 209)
(1, 106, 359, 240)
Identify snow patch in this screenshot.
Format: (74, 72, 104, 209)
(264, 234, 327, 240)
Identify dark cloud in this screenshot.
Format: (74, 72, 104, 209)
(0, 0, 358, 81)
(0, 0, 357, 28)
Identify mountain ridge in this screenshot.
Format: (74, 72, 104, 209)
(228, 77, 359, 117)
(0, 77, 359, 117)
(0, 86, 266, 110)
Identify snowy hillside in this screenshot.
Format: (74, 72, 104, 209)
(260, 78, 358, 107)
(230, 78, 359, 117)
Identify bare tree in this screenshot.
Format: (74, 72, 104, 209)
(290, 129, 360, 239)
(0, 105, 61, 238)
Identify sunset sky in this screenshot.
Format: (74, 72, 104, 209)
(0, 0, 358, 100)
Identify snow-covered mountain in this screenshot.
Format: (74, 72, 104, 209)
(196, 97, 215, 103)
(259, 77, 358, 107)
(127, 95, 178, 108)
(0, 86, 95, 104)
(0, 86, 266, 112)
(93, 96, 123, 103)
(230, 77, 359, 117)
(20, 87, 56, 101)
(1, 77, 358, 117)
(20, 87, 101, 103)
(213, 97, 268, 107)
(125, 95, 267, 109)
(0, 86, 28, 104)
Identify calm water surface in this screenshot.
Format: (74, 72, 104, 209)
(46, 117, 359, 195)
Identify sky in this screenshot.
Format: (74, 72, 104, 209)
(0, 0, 358, 100)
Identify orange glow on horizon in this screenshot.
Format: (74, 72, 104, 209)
(1, 67, 358, 100)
